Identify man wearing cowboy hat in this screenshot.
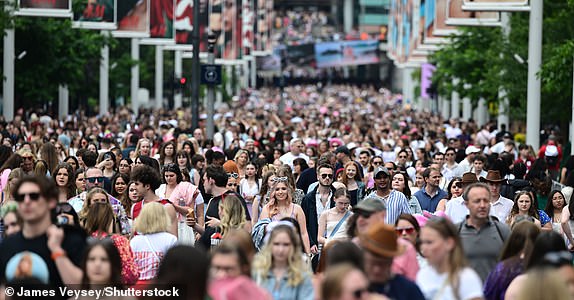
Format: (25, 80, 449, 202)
(359, 222, 424, 300)
(479, 170, 513, 223)
(444, 172, 479, 223)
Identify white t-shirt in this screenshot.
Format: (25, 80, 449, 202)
(416, 266, 483, 300)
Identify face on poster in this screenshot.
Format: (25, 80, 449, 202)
(149, 0, 174, 40)
(446, 0, 500, 25)
(115, 0, 150, 36)
(73, 0, 116, 29)
(18, 0, 71, 17)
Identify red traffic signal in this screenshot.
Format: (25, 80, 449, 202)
(179, 77, 187, 85)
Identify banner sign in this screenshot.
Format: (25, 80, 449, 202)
(446, 0, 501, 26)
(73, 0, 117, 30)
(462, 0, 530, 12)
(17, 0, 72, 17)
(113, 0, 150, 38)
(315, 40, 379, 68)
(141, 0, 176, 45)
(421, 63, 436, 98)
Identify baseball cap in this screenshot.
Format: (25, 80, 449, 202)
(465, 145, 480, 155)
(374, 167, 390, 178)
(354, 196, 386, 213)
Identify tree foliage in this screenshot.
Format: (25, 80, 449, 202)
(429, 0, 574, 126)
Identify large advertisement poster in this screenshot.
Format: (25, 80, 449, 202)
(462, 0, 530, 11)
(113, 0, 150, 37)
(73, 0, 117, 30)
(446, 0, 501, 26)
(242, 0, 254, 56)
(17, 0, 71, 17)
(141, 0, 176, 44)
(221, 0, 237, 59)
(166, 0, 207, 51)
(315, 40, 379, 68)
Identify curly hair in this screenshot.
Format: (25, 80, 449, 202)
(218, 194, 246, 236)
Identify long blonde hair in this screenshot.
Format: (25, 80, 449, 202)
(424, 217, 467, 300)
(517, 267, 570, 300)
(219, 194, 246, 236)
(252, 225, 307, 286)
(268, 181, 293, 218)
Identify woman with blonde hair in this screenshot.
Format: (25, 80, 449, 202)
(234, 149, 249, 179)
(130, 202, 177, 284)
(1, 168, 23, 204)
(416, 217, 484, 300)
(198, 194, 248, 250)
(133, 138, 152, 159)
(253, 224, 314, 300)
(259, 178, 311, 253)
(252, 170, 276, 224)
(339, 161, 365, 206)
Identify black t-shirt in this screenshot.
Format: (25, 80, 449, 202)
(205, 191, 252, 224)
(0, 227, 86, 291)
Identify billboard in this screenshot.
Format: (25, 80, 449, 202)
(141, 0, 176, 45)
(241, 0, 254, 56)
(462, 0, 530, 11)
(113, 0, 150, 38)
(17, 0, 72, 17)
(446, 0, 501, 26)
(73, 0, 117, 30)
(315, 40, 379, 68)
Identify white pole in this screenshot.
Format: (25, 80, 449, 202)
(100, 32, 109, 117)
(441, 96, 450, 120)
(58, 85, 69, 119)
(155, 45, 163, 109)
(526, 0, 542, 150)
(174, 50, 183, 109)
(3, 21, 14, 121)
(250, 56, 256, 88)
(498, 13, 511, 131)
(131, 38, 140, 114)
(462, 97, 472, 121)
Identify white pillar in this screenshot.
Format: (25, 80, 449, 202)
(462, 98, 472, 121)
(250, 56, 257, 88)
(155, 45, 164, 109)
(526, 0, 542, 150)
(498, 12, 511, 131)
(131, 38, 140, 114)
(441, 96, 450, 120)
(100, 34, 109, 116)
(451, 91, 460, 119)
(3, 27, 14, 121)
(477, 98, 488, 127)
(174, 50, 183, 109)
(344, 0, 353, 33)
(58, 85, 69, 119)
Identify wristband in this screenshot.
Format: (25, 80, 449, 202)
(51, 250, 67, 261)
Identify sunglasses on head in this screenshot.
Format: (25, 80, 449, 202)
(14, 192, 41, 202)
(56, 204, 74, 215)
(86, 176, 105, 183)
(320, 173, 333, 179)
(228, 173, 239, 179)
(22, 156, 34, 161)
(395, 227, 416, 235)
(356, 210, 373, 218)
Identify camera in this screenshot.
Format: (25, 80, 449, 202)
(57, 215, 69, 225)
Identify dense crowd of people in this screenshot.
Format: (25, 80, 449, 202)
(0, 84, 573, 300)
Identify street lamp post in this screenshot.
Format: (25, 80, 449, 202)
(190, 0, 200, 130)
(206, 33, 217, 140)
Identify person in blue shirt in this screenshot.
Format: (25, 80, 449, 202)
(414, 167, 448, 212)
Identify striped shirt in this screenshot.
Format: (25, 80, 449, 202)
(366, 190, 412, 224)
(130, 232, 177, 280)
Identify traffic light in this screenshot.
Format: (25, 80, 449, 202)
(179, 77, 187, 89)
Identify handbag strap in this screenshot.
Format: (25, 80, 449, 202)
(327, 211, 351, 239)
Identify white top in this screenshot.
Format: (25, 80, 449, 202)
(130, 232, 177, 280)
(416, 266, 483, 300)
(445, 196, 468, 224)
(490, 196, 514, 223)
(239, 178, 261, 202)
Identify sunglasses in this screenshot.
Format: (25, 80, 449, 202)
(398, 156, 407, 159)
(86, 176, 105, 183)
(352, 288, 368, 299)
(15, 192, 41, 202)
(395, 227, 416, 235)
(320, 173, 333, 179)
(372, 161, 382, 165)
(22, 156, 34, 161)
(356, 210, 373, 218)
(228, 173, 239, 179)
(55, 204, 74, 215)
